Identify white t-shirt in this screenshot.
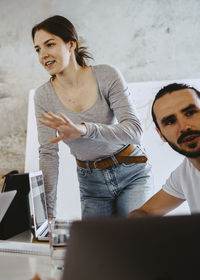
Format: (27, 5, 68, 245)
(163, 158, 200, 213)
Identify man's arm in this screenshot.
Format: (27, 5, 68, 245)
(128, 189, 184, 217)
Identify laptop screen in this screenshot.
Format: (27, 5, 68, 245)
(29, 171, 48, 230)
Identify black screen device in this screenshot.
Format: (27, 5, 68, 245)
(0, 172, 32, 239)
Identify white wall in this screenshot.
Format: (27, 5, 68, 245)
(26, 78, 200, 219)
(2, 0, 200, 178)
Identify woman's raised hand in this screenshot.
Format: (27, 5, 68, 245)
(39, 112, 87, 143)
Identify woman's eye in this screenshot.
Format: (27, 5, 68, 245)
(47, 43, 54, 47)
(35, 48, 40, 53)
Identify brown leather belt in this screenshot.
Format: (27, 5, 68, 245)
(76, 144, 147, 169)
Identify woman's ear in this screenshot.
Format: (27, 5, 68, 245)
(69, 41, 76, 52)
(156, 127, 167, 142)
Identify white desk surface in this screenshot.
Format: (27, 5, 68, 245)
(0, 230, 62, 280)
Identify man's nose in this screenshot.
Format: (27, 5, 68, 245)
(178, 119, 191, 133)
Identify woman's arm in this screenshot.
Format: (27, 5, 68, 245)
(34, 89, 59, 218)
(82, 65, 143, 144)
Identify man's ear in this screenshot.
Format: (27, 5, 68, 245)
(156, 127, 167, 142)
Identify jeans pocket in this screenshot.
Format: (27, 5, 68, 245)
(121, 161, 137, 167)
(121, 145, 147, 167)
(135, 145, 147, 156)
(77, 166, 88, 177)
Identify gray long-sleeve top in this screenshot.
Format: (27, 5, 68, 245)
(34, 64, 143, 217)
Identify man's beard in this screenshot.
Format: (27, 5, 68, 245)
(161, 130, 200, 158)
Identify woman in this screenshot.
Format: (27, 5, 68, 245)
(32, 15, 153, 219)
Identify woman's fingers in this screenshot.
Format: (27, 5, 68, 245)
(47, 112, 65, 122)
(39, 112, 67, 128)
(40, 112, 54, 121)
(50, 134, 65, 144)
(40, 112, 70, 126)
(38, 118, 57, 129)
(39, 112, 81, 141)
(41, 112, 63, 123)
(59, 113, 71, 123)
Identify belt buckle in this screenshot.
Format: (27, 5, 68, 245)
(93, 158, 102, 169)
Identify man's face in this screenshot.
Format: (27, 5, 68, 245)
(153, 89, 200, 158)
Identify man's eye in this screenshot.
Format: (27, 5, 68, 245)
(35, 49, 40, 53)
(163, 119, 176, 126)
(166, 120, 175, 125)
(186, 110, 198, 117)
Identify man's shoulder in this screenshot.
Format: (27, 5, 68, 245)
(171, 158, 187, 175)
(170, 157, 196, 181)
(182, 157, 196, 171)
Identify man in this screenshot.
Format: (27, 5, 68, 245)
(128, 83, 200, 217)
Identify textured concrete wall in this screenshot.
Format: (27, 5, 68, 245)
(1, 0, 200, 176)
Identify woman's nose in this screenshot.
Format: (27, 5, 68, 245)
(40, 48, 48, 59)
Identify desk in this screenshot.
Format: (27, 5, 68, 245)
(0, 230, 62, 280)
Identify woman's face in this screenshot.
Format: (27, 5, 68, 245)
(33, 29, 73, 76)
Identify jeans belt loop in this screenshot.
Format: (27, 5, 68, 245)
(93, 158, 106, 169)
(86, 161, 91, 171)
(93, 159, 99, 169)
(111, 154, 119, 166)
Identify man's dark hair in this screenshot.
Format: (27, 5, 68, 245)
(151, 83, 200, 129)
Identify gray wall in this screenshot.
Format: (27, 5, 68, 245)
(1, 0, 200, 177)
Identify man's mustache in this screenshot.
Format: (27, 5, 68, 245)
(177, 130, 200, 144)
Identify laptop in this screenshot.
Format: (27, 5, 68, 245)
(29, 171, 49, 241)
(0, 190, 17, 222)
(63, 214, 200, 280)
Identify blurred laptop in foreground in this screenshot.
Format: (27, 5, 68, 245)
(32, 214, 200, 280)
(63, 215, 200, 280)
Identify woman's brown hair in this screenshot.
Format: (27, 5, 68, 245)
(32, 15, 93, 67)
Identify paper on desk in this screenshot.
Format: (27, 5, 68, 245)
(0, 240, 50, 256)
(52, 248, 66, 259)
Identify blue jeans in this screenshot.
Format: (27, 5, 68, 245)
(77, 145, 154, 218)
